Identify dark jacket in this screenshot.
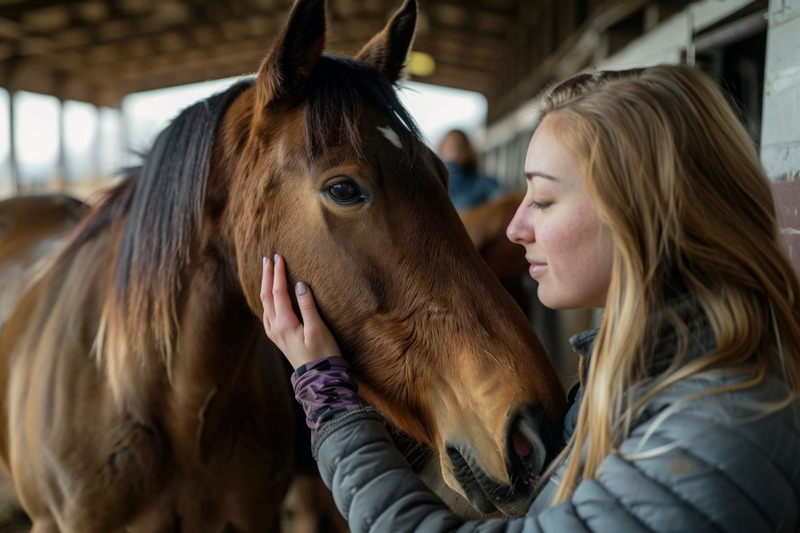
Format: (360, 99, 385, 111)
(446, 161, 502, 210)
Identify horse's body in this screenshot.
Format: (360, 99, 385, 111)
(1, 185, 295, 531)
(0, 195, 87, 326)
(0, 0, 565, 530)
(459, 190, 531, 310)
(459, 190, 525, 253)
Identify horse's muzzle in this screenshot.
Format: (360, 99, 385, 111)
(446, 405, 559, 516)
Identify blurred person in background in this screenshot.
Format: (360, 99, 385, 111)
(438, 129, 503, 210)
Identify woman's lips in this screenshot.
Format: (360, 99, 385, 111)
(528, 262, 547, 278)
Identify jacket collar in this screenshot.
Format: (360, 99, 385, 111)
(567, 293, 717, 380)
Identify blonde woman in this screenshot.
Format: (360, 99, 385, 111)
(260, 65, 800, 531)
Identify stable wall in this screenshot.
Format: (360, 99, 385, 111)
(762, 0, 800, 274)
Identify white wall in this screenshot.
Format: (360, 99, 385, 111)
(761, 0, 800, 180)
(762, 0, 800, 272)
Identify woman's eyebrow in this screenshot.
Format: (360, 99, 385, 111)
(524, 171, 560, 182)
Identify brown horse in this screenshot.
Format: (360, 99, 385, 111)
(0, 195, 89, 532)
(0, 195, 87, 326)
(0, 0, 565, 530)
(459, 190, 531, 309)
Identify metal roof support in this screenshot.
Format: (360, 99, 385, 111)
(2, 55, 20, 196)
(56, 96, 66, 193)
(7, 89, 19, 196)
(52, 70, 68, 193)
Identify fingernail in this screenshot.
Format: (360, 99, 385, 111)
(262, 256, 267, 268)
(296, 282, 307, 295)
(273, 253, 279, 264)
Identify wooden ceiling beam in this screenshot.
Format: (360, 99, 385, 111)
(6, 6, 510, 61)
(0, 0, 518, 108)
(422, 0, 514, 22)
(0, 0, 86, 20)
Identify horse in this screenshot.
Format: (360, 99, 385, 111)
(458, 190, 531, 310)
(0, 195, 87, 326)
(0, 0, 566, 530)
(0, 195, 88, 533)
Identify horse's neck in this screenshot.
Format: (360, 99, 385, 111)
(59, 226, 264, 408)
(167, 262, 254, 393)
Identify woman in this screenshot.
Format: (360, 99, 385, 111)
(261, 65, 800, 531)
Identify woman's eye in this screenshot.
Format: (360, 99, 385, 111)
(529, 200, 552, 210)
(327, 182, 362, 204)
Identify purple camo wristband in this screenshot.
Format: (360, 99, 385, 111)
(290, 356, 366, 433)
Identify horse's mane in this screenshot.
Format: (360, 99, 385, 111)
(58, 79, 254, 391)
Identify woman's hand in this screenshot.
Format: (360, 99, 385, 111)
(261, 255, 341, 369)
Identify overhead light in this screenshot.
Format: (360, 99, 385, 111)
(408, 51, 436, 77)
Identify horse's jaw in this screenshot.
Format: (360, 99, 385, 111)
(416, 452, 503, 520)
(347, 313, 563, 517)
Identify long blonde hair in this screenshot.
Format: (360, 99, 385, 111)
(534, 65, 800, 504)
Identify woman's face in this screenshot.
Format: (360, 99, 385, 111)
(506, 115, 613, 309)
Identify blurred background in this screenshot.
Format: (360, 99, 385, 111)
(0, 78, 488, 199)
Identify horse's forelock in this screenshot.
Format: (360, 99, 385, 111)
(304, 56, 423, 165)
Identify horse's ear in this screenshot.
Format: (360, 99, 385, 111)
(256, 0, 326, 107)
(355, 0, 417, 83)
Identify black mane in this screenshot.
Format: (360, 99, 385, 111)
(60, 79, 254, 352)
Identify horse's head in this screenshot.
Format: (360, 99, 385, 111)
(219, 0, 566, 516)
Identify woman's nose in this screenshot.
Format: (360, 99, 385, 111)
(506, 202, 533, 244)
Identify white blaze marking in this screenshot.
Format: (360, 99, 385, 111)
(378, 126, 402, 149)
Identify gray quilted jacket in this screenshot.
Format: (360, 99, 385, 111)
(313, 304, 800, 532)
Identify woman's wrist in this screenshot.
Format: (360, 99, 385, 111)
(291, 356, 366, 434)
(293, 355, 351, 377)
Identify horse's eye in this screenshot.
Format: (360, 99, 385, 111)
(327, 182, 362, 204)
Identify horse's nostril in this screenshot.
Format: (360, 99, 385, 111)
(511, 426, 532, 459)
(508, 408, 548, 479)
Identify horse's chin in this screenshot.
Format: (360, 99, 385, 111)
(444, 446, 538, 516)
(415, 444, 541, 518)
(417, 454, 501, 519)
